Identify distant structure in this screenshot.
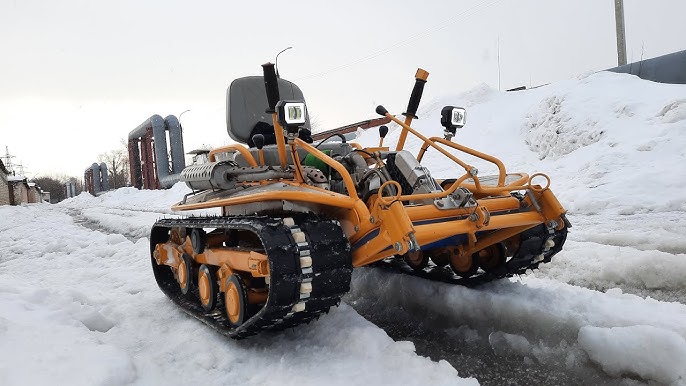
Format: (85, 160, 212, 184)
(1, 148, 48, 205)
(64, 181, 77, 198)
(312, 117, 391, 142)
(607, 50, 686, 84)
(0, 159, 10, 205)
(128, 115, 185, 190)
(84, 162, 110, 195)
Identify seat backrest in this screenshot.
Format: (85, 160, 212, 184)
(226, 76, 311, 144)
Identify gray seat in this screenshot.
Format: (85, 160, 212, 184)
(226, 76, 311, 145)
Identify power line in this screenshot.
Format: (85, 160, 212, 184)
(297, 0, 503, 81)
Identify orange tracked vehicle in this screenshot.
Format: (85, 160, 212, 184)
(150, 64, 570, 338)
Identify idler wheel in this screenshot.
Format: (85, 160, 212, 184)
(224, 274, 248, 327)
(448, 246, 478, 277)
(403, 250, 428, 270)
(198, 265, 218, 312)
(476, 243, 507, 273)
(177, 253, 194, 295)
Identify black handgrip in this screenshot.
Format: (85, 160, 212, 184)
(252, 134, 265, 149)
(403, 77, 427, 119)
(262, 63, 280, 113)
(376, 105, 388, 116)
(379, 125, 388, 138)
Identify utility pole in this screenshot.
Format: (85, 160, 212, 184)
(497, 36, 501, 91)
(4, 146, 16, 174)
(614, 0, 627, 66)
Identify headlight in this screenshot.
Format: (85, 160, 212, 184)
(440, 106, 466, 133)
(276, 101, 307, 127)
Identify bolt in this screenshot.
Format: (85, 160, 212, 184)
(394, 242, 402, 252)
(369, 216, 375, 223)
(470, 167, 478, 176)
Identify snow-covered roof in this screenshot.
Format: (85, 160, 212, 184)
(7, 175, 26, 182)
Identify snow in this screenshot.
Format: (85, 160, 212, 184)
(578, 325, 686, 384)
(2, 71, 686, 385)
(0, 204, 472, 385)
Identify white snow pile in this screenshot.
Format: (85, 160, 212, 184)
(0, 205, 471, 386)
(2, 71, 686, 385)
(578, 325, 686, 385)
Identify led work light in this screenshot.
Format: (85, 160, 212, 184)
(276, 101, 307, 128)
(440, 106, 466, 133)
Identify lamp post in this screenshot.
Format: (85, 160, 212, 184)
(275, 46, 293, 78)
(178, 109, 191, 132)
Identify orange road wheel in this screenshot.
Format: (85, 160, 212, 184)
(448, 247, 478, 277)
(476, 243, 506, 273)
(403, 250, 428, 270)
(224, 274, 247, 327)
(177, 254, 193, 295)
(198, 265, 218, 312)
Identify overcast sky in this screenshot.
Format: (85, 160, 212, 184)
(1, 0, 684, 179)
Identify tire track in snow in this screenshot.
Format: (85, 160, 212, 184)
(60, 207, 170, 242)
(347, 268, 686, 385)
(534, 212, 686, 304)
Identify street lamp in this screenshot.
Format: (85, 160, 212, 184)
(178, 109, 191, 132)
(275, 46, 293, 78)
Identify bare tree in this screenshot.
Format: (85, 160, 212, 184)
(33, 174, 82, 202)
(98, 148, 129, 189)
(308, 113, 324, 133)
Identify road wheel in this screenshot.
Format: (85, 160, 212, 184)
(403, 250, 428, 270)
(448, 247, 478, 277)
(476, 243, 506, 273)
(177, 253, 193, 295)
(198, 265, 218, 312)
(224, 274, 248, 327)
(190, 228, 206, 255)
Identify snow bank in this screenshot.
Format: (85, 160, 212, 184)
(578, 325, 686, 384)
(59, 182, 192, 213)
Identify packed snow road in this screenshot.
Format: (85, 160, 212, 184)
(1, 196, 684, 385)
(2, 72, 685, 385)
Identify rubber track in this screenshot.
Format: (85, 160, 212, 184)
(372, 224, 568, 288)
(149, 215, 353, 339)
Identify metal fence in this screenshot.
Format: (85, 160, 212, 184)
(607, 50, 686, 84)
